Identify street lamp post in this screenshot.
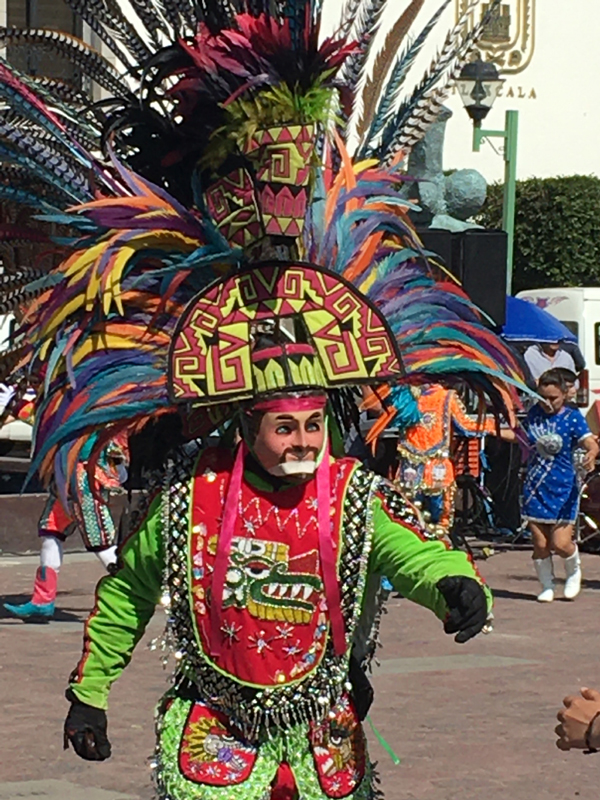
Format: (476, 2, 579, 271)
(457, 59, 519, 295)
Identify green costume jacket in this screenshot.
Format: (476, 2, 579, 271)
(69, 445, 490, 800)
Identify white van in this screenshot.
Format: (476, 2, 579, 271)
(517, 288, 600, 425)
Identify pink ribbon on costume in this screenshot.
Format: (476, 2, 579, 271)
(316, 440, 346, 656)
(209, 437, 347, 659)
(253, 396, 327, 413)
(210, 441, 247, 658)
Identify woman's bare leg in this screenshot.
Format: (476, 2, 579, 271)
(529, 521, 552, 559)
(551, 523, 576, 558)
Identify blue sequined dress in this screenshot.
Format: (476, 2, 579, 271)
(523, 404, 592, 525)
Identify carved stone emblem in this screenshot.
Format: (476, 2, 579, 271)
(457, 0, 535, 75)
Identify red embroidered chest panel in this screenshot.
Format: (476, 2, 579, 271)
(189, 448, 357, 688)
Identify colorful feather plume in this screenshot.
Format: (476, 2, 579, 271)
(0, 0, 528, 507)
(305, 151, 527, 422)
(379, 0, 501, 160)
(14, 167, 237, 495)
(0, 28, 133, 100)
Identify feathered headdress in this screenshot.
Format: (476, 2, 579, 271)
(0, 0, 523, 498)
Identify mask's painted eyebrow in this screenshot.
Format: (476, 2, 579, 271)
(274, 411, 323, 421)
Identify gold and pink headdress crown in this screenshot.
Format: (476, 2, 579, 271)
(169, 261, 403, 407)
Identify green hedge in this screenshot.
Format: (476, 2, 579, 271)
(475, 175, 600, 294)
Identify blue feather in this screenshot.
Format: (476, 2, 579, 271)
(0, 184, 52, 208)
(0, 78, 94, 170)
(0, 140, 85, 203)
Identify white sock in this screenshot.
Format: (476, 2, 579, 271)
(40, 535, 63, 571)
(95, 545, 117, 571)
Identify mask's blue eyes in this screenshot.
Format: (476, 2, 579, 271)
(275, 420, 322, 435)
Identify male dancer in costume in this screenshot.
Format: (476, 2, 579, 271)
(63, 280, 492, 800)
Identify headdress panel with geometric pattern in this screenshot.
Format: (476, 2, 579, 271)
(169, 262, 403, 405)
(205, 124, 316, 250)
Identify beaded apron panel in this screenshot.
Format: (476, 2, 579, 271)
(162, 445, 379, 740)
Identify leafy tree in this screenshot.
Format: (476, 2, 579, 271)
(475, 175, 600, 294)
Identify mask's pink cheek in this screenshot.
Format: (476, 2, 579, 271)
(310, 431, 325, 448)
(254, 431, 288, 469)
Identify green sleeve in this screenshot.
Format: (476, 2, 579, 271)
(69, 493, 165, 710)
(370, 496, 492, 621)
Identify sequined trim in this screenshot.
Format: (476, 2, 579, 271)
(353, 480, 422, 669)
(376, 480, 421, 530)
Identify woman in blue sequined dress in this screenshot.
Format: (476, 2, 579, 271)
(523, 370, 598, 603)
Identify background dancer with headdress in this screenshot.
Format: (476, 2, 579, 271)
(0, 381, 129, 619)
(3, 429, 129, 620)
(395, 383, 495, 535)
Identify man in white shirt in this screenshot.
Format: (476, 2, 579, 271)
(524, 341, 576, 383)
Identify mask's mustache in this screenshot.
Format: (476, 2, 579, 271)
(269, 460, 317, 477)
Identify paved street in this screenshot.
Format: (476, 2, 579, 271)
(2, 547, 600, 799)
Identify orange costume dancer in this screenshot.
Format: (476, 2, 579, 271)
(397, 384, 494, 532)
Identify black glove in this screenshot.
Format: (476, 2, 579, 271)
(436, 576, 488, 644)
(348, 653, 374, 721)
(64, 691, 111, 761)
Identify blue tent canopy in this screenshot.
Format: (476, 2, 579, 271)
(502, 295, 578, 343)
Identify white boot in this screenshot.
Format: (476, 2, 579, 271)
(534, 556, 555, 602)
(563, 547, 582, 600)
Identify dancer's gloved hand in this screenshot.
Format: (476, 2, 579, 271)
(64, 690, 111, 761)
(436, 576, 488, 643)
